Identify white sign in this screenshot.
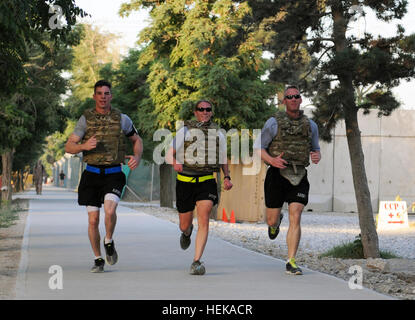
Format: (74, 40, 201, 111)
(377, 201, 410, 230)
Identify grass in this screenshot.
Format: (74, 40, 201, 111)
(320, 234, 400, 259)
(0, 199, 28, 229)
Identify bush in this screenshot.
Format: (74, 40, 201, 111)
(0, 199, 27, 228)
(320, 234, 400, 259)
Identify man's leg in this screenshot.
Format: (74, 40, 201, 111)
(179, 211, 194, 234)
(88, 209, 101, 257)
(266, 208, 283, 227)
(286, 202, 304, 259)
(102, 195, 120, 265)
(104, 199, 117, 241)
(193, 200, 213, 262)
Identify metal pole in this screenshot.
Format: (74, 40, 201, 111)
(150, 163, 154, 202)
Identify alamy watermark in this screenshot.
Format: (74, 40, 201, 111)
(48, 5, 65, 30)
(48, 265, 63, 290)
(348, 265, 363, 290)
(152, 121, 262, 175)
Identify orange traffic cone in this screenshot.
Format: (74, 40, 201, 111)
(222, 208, 229, 222)
(230, 210, 236, 223)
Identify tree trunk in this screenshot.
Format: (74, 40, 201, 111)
(344, 109, 380, 258)
(159, 163, 174, 208)
(332, 5, 380, 258)
(1, 149, 14, 203)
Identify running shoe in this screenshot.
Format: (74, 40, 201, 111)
(104, 239, 118, 265)
(268, 213, 284, 240)
(90, 258, 105, 273)
(286, 258, 303, 275)
(190, 260, 206, 275)
(180, 224, 193, 250)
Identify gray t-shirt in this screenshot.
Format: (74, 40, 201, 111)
(171, 126, 227, 175)
(73, 113, 137, 139)
(254, 116, 320, 151)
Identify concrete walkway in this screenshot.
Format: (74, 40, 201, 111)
(14, 186, 391, 300)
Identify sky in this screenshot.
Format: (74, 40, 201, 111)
(73, 0, 415, 109)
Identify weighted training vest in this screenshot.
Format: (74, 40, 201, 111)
(183, 120, 221, 172)
(81, 108, 126, 165)
(267, 111, 312, 167)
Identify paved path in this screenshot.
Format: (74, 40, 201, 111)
(14, 186, 391, 300)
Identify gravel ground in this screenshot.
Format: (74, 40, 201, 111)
(122, 202, 415, 300)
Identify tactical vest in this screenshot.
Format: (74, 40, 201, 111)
(81, 108, 126, 165)
(267, 111, 311, 167)
(182, 120, 221, 173)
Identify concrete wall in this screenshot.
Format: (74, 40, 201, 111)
(306, 109, 415, 213)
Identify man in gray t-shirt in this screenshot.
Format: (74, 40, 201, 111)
(255, 85, 321, 276)
(65, 80, 143, 273)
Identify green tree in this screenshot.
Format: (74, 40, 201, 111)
(247, 0, 415, 258)
(1, 35, 77, 201)
(121, 0, 275, 207)
(0, 0, 86, 203)
(66, 23, 121, 119)
(0, 0, 86, 97)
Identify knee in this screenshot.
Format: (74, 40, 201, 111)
(89, 216, 99, 228)
(180, 220, 191, 232)
(266, 215, 276, 226)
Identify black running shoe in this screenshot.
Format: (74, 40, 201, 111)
(180, 224, 193, 250)
(286, 258, 303, 275)
(190, 260, 206, 275)
(268, 213, 284, 240)
(90, 258, 105, 273)
(104, 240, 118, 265)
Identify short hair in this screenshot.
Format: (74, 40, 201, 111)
(284, 85, 300, 96)
(194, 100, 213, 110)
(94, 80, 112, 93)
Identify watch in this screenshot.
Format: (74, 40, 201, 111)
(224, 175, 231, 180)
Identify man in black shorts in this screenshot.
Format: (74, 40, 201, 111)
(65, 80, 143, 273)
(165, 100, 233, 275)
(256, 85, 321, 275)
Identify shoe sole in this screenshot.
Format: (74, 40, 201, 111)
(90, 268, 104, 273)
(285, 270, 303, 275)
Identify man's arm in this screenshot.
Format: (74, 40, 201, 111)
(165, 146, 183, 172)
(260, 149, 288, 168)
(221, 162, 233, 190)
(125, 134, 143, 170)
(65, 133, 96, 154)
(309, 119, 321, 164)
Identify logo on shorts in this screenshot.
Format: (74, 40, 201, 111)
(297, 193, 306, 198)
(208, 193, 217, 200)
(112, 189, 121, 196)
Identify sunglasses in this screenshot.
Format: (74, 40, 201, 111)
(285, 94, 301, 100)
(196, 107, 212, 112)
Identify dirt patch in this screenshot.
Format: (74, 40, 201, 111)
(0, 200, 29, 300)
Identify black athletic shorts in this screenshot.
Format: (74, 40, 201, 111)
(78, 165, 126, 208)
(264, 166, 309, 208)
(176, 176, 218, 213)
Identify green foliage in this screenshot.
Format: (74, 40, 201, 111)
(121, 0, 275, 138)
(0, 199, 28, 228)
(246, 0, 415, 141)
(0, 0, 87, 97)
(320, 234, 400, 259)
(66, 24, 121, 120)
(1, 32, 76, 182)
